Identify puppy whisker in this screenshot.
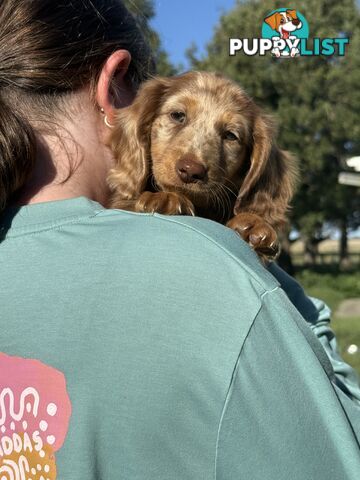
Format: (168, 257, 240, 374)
(208, 182, 231, 222)
(215, 166, 240, 194)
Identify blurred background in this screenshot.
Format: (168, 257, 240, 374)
(125, 0, 360, 372)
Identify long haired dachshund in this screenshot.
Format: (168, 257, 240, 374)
(107, 71, 298, 260)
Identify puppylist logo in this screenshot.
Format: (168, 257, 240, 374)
(230, 8, 349, 58)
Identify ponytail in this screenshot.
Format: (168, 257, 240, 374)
(0, 95, 36, 212)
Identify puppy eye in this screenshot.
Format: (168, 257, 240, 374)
(170, 111, 186, 124)
(223, 131, 238, 141)
(280, 18, 285, 24)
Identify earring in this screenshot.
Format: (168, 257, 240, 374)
(100, 107, 114, 129)
(104, 116, 114, 129)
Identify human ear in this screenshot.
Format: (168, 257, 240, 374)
(96, 49, 133, 124)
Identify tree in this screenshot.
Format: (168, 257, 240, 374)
(189, 0, 360, 265)
(123, 0, 176, 76)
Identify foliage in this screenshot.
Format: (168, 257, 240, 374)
(123, 0, 176, 75)
(189, 0, 360, 251)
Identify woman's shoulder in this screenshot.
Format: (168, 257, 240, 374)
(92, 207, 279, 293)
(1, 197, 279, 294)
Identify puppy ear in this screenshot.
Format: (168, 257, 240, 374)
(286, 9, 297, 19)
(234, 111, 298, 228)
(265, 12, 280, 31)
(107, 77, 172, 203)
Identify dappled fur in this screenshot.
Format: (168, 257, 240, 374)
(107, 71, 298, 258)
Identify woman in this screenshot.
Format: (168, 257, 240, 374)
(0, 1, 359, 479)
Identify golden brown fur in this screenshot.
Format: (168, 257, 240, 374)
(107, 71, 298, 259)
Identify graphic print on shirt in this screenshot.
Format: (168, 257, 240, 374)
(0, 353, 72, 480)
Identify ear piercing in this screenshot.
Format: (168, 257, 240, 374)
(100, 107, 114, 129)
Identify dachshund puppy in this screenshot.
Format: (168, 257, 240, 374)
(107, 72, 298, 260)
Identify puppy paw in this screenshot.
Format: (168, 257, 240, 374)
(135, 191, 195, 216)
(226, 213, 279, 259)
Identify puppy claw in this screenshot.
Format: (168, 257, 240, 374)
(227, 212, 279, 260)
(134, 191, 195, 217)
(238, 225, 251, 232)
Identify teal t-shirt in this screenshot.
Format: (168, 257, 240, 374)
(0, 196, 359, 479)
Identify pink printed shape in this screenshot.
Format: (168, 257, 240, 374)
(0, 353, 72, 452)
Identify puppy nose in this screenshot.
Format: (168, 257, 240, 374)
(176, 156, 207, 183)
(292, 18, 300, 26)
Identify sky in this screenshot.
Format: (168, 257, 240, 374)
(151, 0, 237, 69)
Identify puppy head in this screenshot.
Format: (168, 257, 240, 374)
(108, 72, 253, 208)
(108, 72, 297, 225)
(149, 72, 254, 205)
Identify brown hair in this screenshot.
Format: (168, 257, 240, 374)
(0, 0, 153, 212)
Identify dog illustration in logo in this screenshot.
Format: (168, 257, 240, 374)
(265, 9, 302, 57)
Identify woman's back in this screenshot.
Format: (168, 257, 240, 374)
(0, 0, 358, 478)
(1, 197, 359, 479)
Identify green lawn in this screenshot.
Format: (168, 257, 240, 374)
(331, 316, 360, 373)
(295, 267, 360, 374)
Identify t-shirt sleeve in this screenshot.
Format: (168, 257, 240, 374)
(215, 287, 360, 480)
(267, 262, 360, 404)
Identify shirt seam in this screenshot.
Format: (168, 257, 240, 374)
(0, 213, 101, 239)
(3, 210, 276, 293)
(213, 287, 278, 479)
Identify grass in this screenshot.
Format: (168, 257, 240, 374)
(294, 266, 360, 374)
(331, 317, 360, 373)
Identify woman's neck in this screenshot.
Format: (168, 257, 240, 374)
(14, 108, 112, 207)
